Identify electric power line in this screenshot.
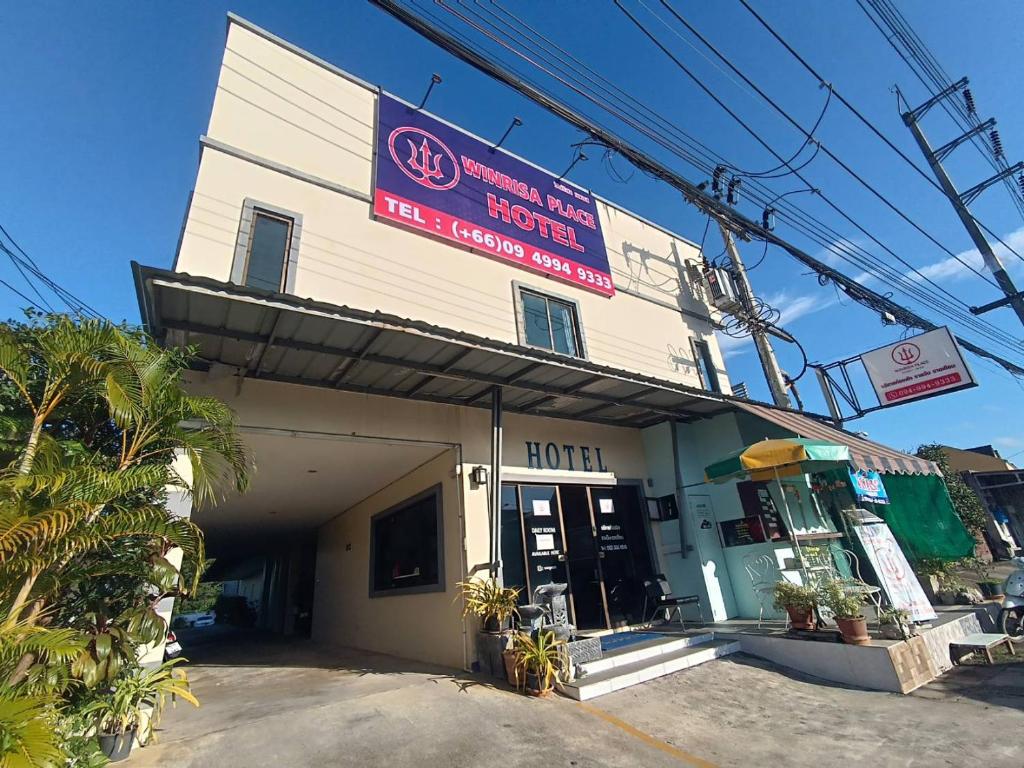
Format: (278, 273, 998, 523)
(455, 0, 1024, 354)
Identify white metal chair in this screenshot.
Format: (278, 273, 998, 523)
(743, 552, 783, 628)
(834, 548, 884, 627)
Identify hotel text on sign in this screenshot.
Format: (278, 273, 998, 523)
(373, 94, 614, 296)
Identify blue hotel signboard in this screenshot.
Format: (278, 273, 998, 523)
(373, 93, 615, 296)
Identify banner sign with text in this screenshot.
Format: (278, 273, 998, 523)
(860, 327, 976, 407)
(854, 523, 937, 623)
(848, 468, 889, 506)
(373, 93, 614, 296)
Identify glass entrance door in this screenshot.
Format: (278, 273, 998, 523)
(589, 485, 654, 627)
(503, 482, 655, 631)
(559, 486, 607, 630)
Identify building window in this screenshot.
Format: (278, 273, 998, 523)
(369, 485, 444, 597)
(231, 199, 303, 294)
(692, 338, 721, 393)
(516, 285, 586, 358)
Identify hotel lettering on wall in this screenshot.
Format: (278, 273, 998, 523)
(525, 441, 609, 472)
(373, 93, 614, 296)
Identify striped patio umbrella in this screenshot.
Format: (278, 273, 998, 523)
(704, 438, 851, 484)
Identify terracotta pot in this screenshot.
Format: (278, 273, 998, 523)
(785, 605, 816, 630)
(524, 671, 552, 697)
(502, 649, 521, 687)
(836, 616, 871, 645)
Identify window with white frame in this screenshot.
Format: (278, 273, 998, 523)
(516, 286, 585, 359)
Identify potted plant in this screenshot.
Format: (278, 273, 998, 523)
(878, 607, 913, 640)
(772, 581, 818, 630)
(457, 579, 521, 679)
(513, 630, 567, 697)
(818, 579, 871, 645)
(85, 659, 198, 761)
(968, 556, 1005, 599)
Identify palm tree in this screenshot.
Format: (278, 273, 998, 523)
(0, 318, 251, 625)
(0, 315, 251, 765)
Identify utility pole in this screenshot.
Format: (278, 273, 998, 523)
(716, 222, 793, 408)
(900, 80, 1024, 327)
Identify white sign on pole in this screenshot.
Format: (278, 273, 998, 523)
(860, 327, 976, 408)
(853, 523, 937, 622)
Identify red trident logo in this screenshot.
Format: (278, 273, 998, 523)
(891, 342, 921, 366)
(407, 138, 444, 183)
(387, 126, 460, 191)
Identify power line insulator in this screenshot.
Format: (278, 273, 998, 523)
(990, 128, 1005, 158)
(712, 165, 726, 198)
(963, 88, 977, 115)
(727, 177, 742, 205)
(761, 207, 776, 231)
(1018, 173, 1024, 199)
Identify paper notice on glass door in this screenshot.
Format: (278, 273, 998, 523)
(532, 499, 551, 516)
(534, 533, 555, 551)
(599, 498, 615, 514)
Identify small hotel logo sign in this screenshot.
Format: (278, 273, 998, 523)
(388, 126, 460, 191)
(526, 441, 608, 472)
(891, 342, 921, 366)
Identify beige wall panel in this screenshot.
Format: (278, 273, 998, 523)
(178, 151, 723, 387)
(312, 450, 468, 668)
(209, 24, 375, 195)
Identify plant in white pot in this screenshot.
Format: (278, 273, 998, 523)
(84, 659, 198, 761)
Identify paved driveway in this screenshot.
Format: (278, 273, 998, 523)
(131, 632, 1024, 768)
(128, 632, 693, 768)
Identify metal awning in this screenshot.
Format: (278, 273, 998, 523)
(734, 401, 940, 476)
(133, 264, 813, 429)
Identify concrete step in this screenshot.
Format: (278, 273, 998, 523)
(579, 632, 715, 676)
(560, 638, 741, 701)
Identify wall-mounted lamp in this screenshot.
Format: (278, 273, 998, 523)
(470, 465, 489, 486)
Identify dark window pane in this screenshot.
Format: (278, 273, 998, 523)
(371, 491, 440, 594)
(549, 300, 578, 356)
(500, 485, 527, 603)
(245, 213, 290, 291)
(694, 340, 720, 393)
(522, 292, 552, 349)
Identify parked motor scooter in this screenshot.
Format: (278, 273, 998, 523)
(999, 557, 1024, 641)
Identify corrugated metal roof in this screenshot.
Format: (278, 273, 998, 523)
(133, 265, 941, 476)
(133, 264, 807, 428)
(734, 401, 939, 476)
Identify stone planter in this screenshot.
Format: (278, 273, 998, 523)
(476, 632, 510, 678)
(565, 636, 602, 668)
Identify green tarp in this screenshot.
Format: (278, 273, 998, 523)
(875, 473, 975, 561)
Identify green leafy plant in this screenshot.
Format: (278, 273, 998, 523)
(457, 578, 520, 628)
(512, 630, 567, 694)
(771, 580, 817, 612)
(817, 579, 867, 619)
(915, 445, 987, 535)
(0, 314, 251, 767)
(83, 658, 199, 740)
(878, 607, 909, 626)
(914, 558, 965, 591)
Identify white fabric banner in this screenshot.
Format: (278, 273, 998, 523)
(854, 523, 937, 622)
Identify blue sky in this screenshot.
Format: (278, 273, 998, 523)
(3, 1, 1024, 458)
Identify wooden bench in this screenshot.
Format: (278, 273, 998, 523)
(949, 632, 1016, 665)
